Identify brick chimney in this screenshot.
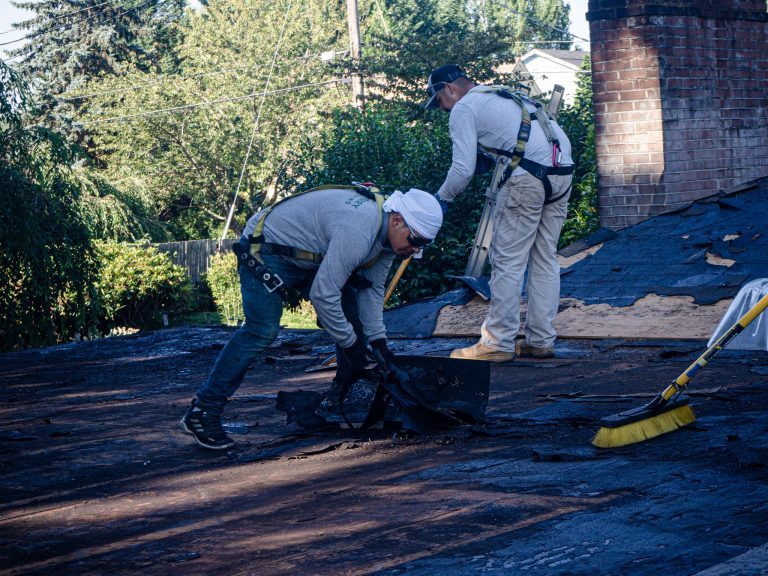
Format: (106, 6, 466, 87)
(588, 0, 768, 229)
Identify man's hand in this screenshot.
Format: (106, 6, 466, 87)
(433, 192, 449, 216)
(370, 338, 410, 388)
(335, 339, 368, 387)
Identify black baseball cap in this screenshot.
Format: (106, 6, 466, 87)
(424, 64, 467, 110)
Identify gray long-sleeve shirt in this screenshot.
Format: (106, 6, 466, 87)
(242, 187, 393, 348)
(436, 86, 574, 202)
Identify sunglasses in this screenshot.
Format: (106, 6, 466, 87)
(406, 224, 433, 248)
(426, 81, 447, 97)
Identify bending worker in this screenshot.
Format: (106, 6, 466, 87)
(181, 186, 443, 449)
(425, 64, 574, 362)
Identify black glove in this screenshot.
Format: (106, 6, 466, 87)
(334, 339, 368, 387)
(370, 338, 410, 388)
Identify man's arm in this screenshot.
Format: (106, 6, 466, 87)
(309, 230, 374, 348)
(355, 254, 394, 342)
(436, 103, 478, 202)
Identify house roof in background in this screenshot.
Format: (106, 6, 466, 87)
(522, 48, 588, 69)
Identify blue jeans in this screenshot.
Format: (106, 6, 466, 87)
(195, 251, 363, 414)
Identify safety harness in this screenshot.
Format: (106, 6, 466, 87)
(474, 86, 574, 204)
(233, 183, 387, 294)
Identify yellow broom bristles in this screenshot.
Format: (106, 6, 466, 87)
(591, 404, 696, 448)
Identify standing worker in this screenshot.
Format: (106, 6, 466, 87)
(181, 186, 443, 449)
(425, 64, 574, 362)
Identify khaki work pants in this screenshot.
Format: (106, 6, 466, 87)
(479, 171, 572, 352)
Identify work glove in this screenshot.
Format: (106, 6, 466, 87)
(334, 339, 368, 387)
(369, 338, 410, 389)
(433, 192, 450, 216)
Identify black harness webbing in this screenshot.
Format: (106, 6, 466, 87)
(493, 151, 574, 204)
(477, 87, 574, 204)
(236, 184, 383, 294)
(232, 242, 286, 294)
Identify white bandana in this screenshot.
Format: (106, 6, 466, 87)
(382, 188, 443, 240)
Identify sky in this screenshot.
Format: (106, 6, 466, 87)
(0, 0, 591, 59)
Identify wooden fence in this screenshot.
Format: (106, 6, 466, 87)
(154, 239, 237, 282)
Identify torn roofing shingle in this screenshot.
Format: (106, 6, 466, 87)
(560, 177, 768, 306)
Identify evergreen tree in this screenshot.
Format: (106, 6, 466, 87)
(8, 0, 185, 145)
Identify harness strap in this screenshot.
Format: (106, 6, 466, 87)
(474, 85, 570, 194)
(232, 242, 286, 295)
(248, 237, 324, 264)
(248, 184, 386, 268)
(517, 158, 574, 204)
(474, 86, 532, 175)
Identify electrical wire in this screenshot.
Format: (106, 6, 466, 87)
(56, 50, 349, 101)
(220, 0, 294, 241)
(0, 0, 113, 36)
(0, 0, 164, 47)
(494, 0, 590, 44)
(71, 77, 348, 125)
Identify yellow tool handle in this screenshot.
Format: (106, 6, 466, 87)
(662, 291, 768, 400)
(384, 256, 412, 304)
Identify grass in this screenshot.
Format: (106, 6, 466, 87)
(281, 300, 318, 329)
(177, 300, 318, 330)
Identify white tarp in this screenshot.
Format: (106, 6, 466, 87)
(707, 278, 768, 350)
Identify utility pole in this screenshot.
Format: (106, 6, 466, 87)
(346, 0, 365, 109)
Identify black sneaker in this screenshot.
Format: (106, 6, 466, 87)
(180, 401, 235, 450)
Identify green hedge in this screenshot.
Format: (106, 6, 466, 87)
(205, 252, 242, 326)
(95, 242, 192, 330)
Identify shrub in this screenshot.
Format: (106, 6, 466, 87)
(205, 252, 318, 328)
(96, 242, 191, 329)
(205, 252, 243, 326)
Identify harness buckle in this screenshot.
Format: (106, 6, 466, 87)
(260, 270, 284, 293)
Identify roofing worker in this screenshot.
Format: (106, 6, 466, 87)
(181, 186, 443, 449)
(425, 64, 574, 362)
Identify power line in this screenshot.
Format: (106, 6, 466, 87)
(494, 0, 590, 44)
(0, 0, 113, 36)
(71, 77, 350, 126)
(0, 0, 161, 47)
(221, 0, 294, 242)
(55, 50, 349, 102)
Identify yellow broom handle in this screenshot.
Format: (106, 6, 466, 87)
(384, 256, 412, 304)
(664, 291, 768, 399)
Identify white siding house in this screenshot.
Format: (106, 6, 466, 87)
(498, 49, 589, 104)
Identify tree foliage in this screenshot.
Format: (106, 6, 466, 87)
(9, 0, 185, 145)
(75, 0, 575, 241)
(362, 0, 573, 103)
(556, 54, 599, 247)
(82, 0, 354, 240)
(1, 61, 100, 350)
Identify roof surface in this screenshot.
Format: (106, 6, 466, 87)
(561, 178, 768, 306)
(2, 327, 767, 574)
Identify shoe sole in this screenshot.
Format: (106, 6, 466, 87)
(179, 417, 234, 451)
(450, 354, 515, 363)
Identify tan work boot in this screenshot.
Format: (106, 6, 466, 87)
(450, 342, 515, 362)
(515, 340, 555, 359)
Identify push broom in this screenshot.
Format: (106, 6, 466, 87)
(592, 291, 768, 449)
